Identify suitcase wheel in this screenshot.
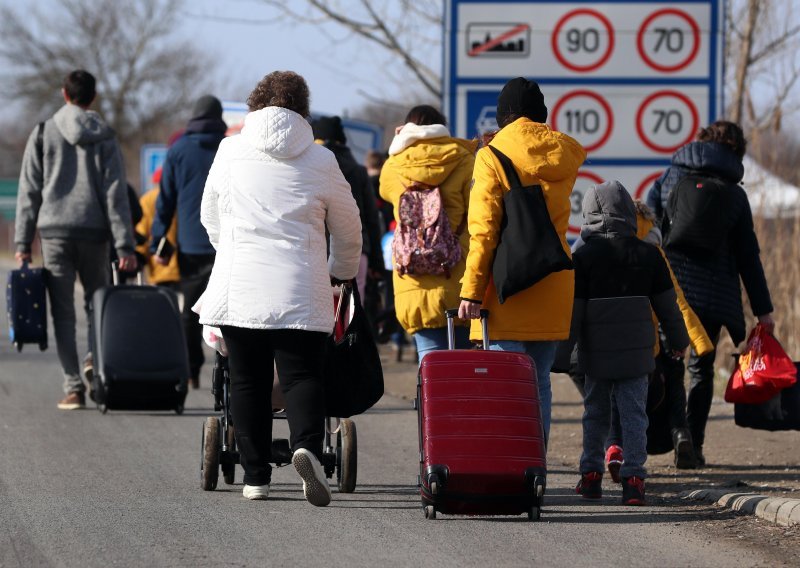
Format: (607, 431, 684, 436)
(527, 506, 541, 522)
(175, 404, 184, 415)
(39, 341, 47, 351)
(424, 505, 436, 520)
(15, 342, 22, 353)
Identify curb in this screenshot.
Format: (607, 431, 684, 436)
(680, 489, 800, 527)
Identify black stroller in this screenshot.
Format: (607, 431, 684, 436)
(200, 352, 358, 492)
(199, 282, 369, 494)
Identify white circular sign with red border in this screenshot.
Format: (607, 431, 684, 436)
(636, 90, 699, 154)
(568, 170, 605, 236)
(552, 90, 614, 152)
(637, 8, 701, 72)
(636, 171, 664, 201)
(552, 8, 615, 72)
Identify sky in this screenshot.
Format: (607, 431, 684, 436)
(178, 0, 440, 117)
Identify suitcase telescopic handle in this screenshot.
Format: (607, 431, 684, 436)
(445, 308, 490, 350)
(111, 261, 144, 286)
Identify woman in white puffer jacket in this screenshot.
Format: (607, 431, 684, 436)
(197, 71, 362, 506)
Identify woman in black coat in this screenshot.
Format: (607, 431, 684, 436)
(645, 121, 776, 465)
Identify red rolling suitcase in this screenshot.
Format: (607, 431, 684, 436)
(416, 309, 546, 520)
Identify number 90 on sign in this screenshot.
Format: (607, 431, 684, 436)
(552, 9, 615, 72)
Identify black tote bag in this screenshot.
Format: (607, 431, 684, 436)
(489, 146, 573, 304)
(324, 282, 385, 418)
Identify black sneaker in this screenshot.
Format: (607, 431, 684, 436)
(672, 428, 697, 469)
(622, 476, 646, 505)
(575, 472, 602, 499)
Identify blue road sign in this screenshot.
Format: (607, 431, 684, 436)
(140, 144, 168, 195)
(443, 0, 725, 237)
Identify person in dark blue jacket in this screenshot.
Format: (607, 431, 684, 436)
(646, 121, 775, 466)
(152, 95, 226, 388)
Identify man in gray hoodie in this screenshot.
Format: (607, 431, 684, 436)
(15, 69, 136, 410)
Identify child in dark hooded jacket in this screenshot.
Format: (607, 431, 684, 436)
(568, 181, 689, 505)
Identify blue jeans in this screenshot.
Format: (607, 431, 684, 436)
(414, 326, 471, 364)
(488, 340, 557, 444)
(581, 375, 649, 479)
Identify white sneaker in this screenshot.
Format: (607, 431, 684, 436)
(242, 484, 270, 500)
(292, 448, 331, 507)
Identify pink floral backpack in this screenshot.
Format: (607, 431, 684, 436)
(392, 182, 463, 278)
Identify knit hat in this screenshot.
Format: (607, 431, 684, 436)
(191, 95, 223, 120)
(312, 116, 347, 144)
(496, 77, 547, 126)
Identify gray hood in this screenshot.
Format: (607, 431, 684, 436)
(52, 103, 115, 146)
(580, 180, 637, 241)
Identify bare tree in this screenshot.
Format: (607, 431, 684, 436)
(0, 0, 211, 148)
(250, 0, 443, 99)
(727, 0, 800, 133)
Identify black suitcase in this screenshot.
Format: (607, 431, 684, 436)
(734, 362, 800, 431)
(6, 261, 48, 352)
(91, 268, 188, 413)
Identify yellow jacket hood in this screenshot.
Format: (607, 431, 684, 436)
(379, 134, 477, 334)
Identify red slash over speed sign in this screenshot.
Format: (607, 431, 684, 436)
(468, 24, 531, 56)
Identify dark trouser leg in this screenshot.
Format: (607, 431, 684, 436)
(580, 376, 612, 475)
(76, 240, 111, 359)
(178, 253, 215, 382)
(615, 375, 649, 480)
(659, 350, 689, 431)
(686, 320, 722, 449)
(607, 393, 623, 449)
(272, 329, 328, 461)
(220, 326, 274, 486)
(41, 239, 80, 394)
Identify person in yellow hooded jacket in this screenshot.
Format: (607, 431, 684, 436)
(458, 78, 586, 443)
(380, 105, 477, 360)
(135, 168, 180, 288)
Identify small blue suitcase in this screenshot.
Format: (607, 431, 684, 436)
(5, 261, 48, 352)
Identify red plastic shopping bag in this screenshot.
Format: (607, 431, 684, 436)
(725, 324, 798, 404)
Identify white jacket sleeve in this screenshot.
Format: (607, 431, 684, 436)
(201, 155, 223, 250)
(325, 159, 362, 280)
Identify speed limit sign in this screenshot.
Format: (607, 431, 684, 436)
(551, 9, 615, 72)
(551, 90, 614, 152)
(637, 8, 702, 72)
(444, 0, 725, 240)
(636, 90, 700, 153)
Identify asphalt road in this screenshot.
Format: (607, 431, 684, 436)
(0, 263, 787, 567)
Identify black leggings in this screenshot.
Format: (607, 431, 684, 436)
(220, 326, 327, 486)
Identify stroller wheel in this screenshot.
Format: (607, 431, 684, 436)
(336, 419, 357, 493)
(200, 417, 220, 491)
(222, 425, 236, 485)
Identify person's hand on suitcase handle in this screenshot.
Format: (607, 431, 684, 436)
(117, 254, 138, 272)
(458, 297, 483, 320)
(14, 251, 32, 266)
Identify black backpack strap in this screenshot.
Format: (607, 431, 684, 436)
(36, 121, 45, 162)
(488, 145, 523, 189)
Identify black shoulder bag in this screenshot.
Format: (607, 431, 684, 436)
(324, 282, 384, 418)
(488, 146, 573, 304)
